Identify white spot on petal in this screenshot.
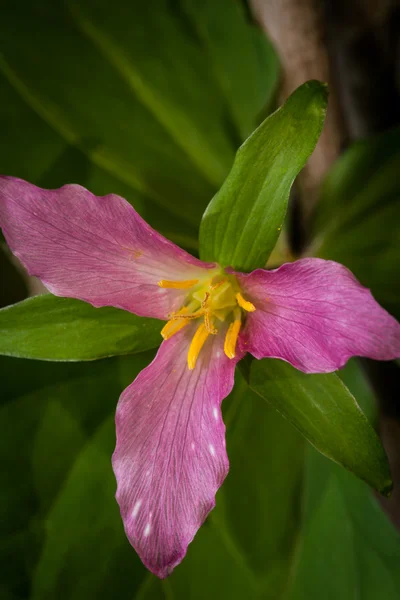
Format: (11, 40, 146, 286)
(209, 444, 215, 457)
(191, 442, 195, 450)
(216, 350, 221, 358)
(132, 499, 142, 518)
(213, 407, 218, 421)
(144, 522, 151, 537)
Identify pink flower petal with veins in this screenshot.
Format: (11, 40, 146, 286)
(113, 324, 242, 578)
(233, 258, 400, 373)
(0, 176, 215, 319)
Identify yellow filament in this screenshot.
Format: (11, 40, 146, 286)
(201, 292, 210, 307)
(188, 323, 209, 370)
(236, 292, 256, 312)
(209, 279, 226, 291)
(170, 308, 205, 321)
(204, 311, 218, 335)
(158, 279, 199, 289)
(224, 318, 242, 359)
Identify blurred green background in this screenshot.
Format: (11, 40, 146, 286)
(1, 1, 400, 598)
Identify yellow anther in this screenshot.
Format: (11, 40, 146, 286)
(236, 292, 256, 312)
(188, 323, 210, 370)
(158, 278, 199, 289)
(161, 307, 190, 340)
(161, 318, 190, 340)
(224, 316, 242, 359)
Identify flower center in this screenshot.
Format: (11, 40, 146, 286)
(158, 271, 255, 370)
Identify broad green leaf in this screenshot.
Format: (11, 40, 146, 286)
(199, 81, 328, 270)
(0, 295, 162, 361)
(1, 355, 102, 403)
(31, 417, 148, 600)
(67, 0, 235, 187)
(248, 358, 392, 495)
(288, 447, 400, 600)
(181, 0, 279, 140)
(313, 127, 400, 320)
(339, 358, 377, 422)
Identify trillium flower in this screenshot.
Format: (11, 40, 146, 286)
(1, 175, 399, 578)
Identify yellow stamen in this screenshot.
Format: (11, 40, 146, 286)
(188, 323, 210, 370)
(236, 292, 256, 312)
(158, 278, 199, 289)
(161, 307, 190, 340)
(157, 270, 255, 368)
(224, 315, 242, 359)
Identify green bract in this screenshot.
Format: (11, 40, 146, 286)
(248, 358, 392, 496)
(200, 81, 328, 270)
(0, 296, 162, 360)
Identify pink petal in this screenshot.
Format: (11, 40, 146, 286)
(233, 258, 400, 373)
(112, 324, 240, 578)
(0, 176, 216, 319)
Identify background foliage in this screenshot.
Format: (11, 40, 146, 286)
(1, 1, 399, 599)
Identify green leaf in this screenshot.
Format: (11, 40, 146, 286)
(287, 447, 400, 600)
(313, 127, 400, 320)
(0, 295, 162, 361)
(248, 358, 392, 495)
(67, 0, 235, 187)
(181, 0, 279, 140)
(339, 358, 378, 423)
(199, 81, 328, 270)
(31, 416, 148, 600)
